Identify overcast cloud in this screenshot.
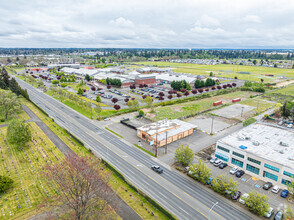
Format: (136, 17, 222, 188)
(1, 0, 294, 48)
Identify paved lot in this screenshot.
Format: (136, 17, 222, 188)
(211, 104, 256, 119)
(195, 158, 294, 214)
(187, 116, 232, 134)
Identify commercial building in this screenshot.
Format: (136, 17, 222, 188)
(134, 75, 156, 85)
(48, 64, 80, 69)
(215, 122, 294, 188)
(137, 119, 196, 147)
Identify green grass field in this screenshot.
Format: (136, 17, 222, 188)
(132, 61, 294, 83)
(66, 82, 89, 91)
(153, 91, 258, 120)
(0, 122, 64, 219)
(270, 84, 294, 96)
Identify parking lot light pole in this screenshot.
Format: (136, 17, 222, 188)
(241, 106, 244, 117)
(210, 116, 214, 135)
(209, 201, 218, 220)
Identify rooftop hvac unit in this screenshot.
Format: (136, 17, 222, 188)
(253, 141, 260, 146)
(279, 150, 284, 154)
(280, 141, 289, 147)
(238, 136, 245, 141)
(245, 136, 251, 140)
(288, 156, 294, 161)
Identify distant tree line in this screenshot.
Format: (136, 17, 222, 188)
(1, 48, 294, 61)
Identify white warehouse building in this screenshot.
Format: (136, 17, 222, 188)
(215, 122, 294, 188)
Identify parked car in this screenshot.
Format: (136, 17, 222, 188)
(219, 163, 227, 169)
(184, 166, 190, 172)
(274, 210, 283, 220)
(206, 177, 213, 185)
(263, 182, 273, 190)
(229, 166, 239, 175)
(232, 191, 241, 200)
(239, 193, 249, 204)
(264, 207, 274, 218)
(287, 124, 293, 128)
(210, 157, 217, 163)
(151, 165, 163, 174)
(280, 189, 289, 198)
(104, 118, 110, 121)
(271, 185, 280, 194)
(278, 121, 284, 125)
(213, 159, 222, 167)
(235, 170, 245, 178)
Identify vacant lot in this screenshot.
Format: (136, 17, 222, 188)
(133, 62, 294, 83)
(270, 84, 294, 96)
(150, 91, 257, 120)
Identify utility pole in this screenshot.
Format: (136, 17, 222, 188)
(210, 116, 214, 135)
(241, 106, 244, 117)
(165, 131, 168, 154)
(90, 102, 93, 119)
(155, 113, 158, 157)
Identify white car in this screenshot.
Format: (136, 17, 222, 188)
(104, 118, 111, 121)
(264, 207, 274, 218)
(287, 124, 293, 128)
(210, 157, 217, 163)
(239, 193, 249, 205)
(229, 166, 239, 175)
(272, 185, 280, 194)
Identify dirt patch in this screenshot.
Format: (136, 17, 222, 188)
(274, 79, 294, 88)
(196, 144, 216, 160)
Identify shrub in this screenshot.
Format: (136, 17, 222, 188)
(0, 176, 13, 193)
(52, 80, 59, 85)
(139, 110, 145, 116)
(60, 83, 67, 88)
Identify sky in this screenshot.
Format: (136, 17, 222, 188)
(1, 0, 294, 48)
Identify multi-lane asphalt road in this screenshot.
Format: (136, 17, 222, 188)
(15, 77, 255, 220)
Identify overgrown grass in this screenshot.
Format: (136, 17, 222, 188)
(269, 84, 294, 96)
(154, 91, 257, 120)
(243, 118, 257, 127)
(134, 144, 155, 157)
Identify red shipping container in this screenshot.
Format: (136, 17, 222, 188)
(232, 98, 241, 103)
(213, 100, 222, 106)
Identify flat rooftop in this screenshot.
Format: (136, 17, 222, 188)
(219, 122, 294, 168)
(138, 119, 196, 141)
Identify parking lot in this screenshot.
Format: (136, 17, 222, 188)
(186, 115, 237, 134)
(211, 103, 256, 119)
(199, 158, 294, 214)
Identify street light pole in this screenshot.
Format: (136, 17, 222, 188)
(241, 106, 244, 117)
(209, 202, 218, 220)
(155, 113, 158, 157)
(210, 116, 214, 135)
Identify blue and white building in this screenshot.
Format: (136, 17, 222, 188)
(215, 122, 294, 188)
